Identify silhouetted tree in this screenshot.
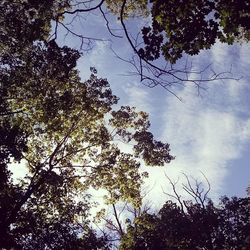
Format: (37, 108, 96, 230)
(120, 196, 250, 250)
(139, 0, 250, 63)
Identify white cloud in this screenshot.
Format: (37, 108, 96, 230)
(156, 61, 249, 204)
(138, 42, 250, 207)
(122, 83, 152, 113)
(143, 98, 250, 207)
(211, 41, 230, 66)
(89, 41, 110, 69)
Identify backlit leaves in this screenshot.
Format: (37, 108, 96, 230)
(0, 1, 175, 247)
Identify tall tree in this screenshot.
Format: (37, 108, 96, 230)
(0, 1, 174, 248)
(0, 42, 173, 247)
(120, 197, 250, 250)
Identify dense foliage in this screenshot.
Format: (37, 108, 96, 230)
(106, 0, 148, 18)
(0, 0, 249, 249)
(120, 197, 250, 250)
(140, 0, 250, 63)
(0, 0, 173, 248)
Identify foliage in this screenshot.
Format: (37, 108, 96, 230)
(105, 0, 148, 18)
(120, 197, 250, 250)
(1, 0, 248, 248)
(0, 0, 174, 248)
(140, 0, 250, 63)
(0, 0, 70, 54)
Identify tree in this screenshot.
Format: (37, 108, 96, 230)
(0, 0, 70, 56)
(120, 196, 250, 250)
(50, 0, 242, 94)
(140, 0, 250, 63)
(0, 1, 174, 248)
(119, 174, 250, 249)
(0, 43, 173, 247)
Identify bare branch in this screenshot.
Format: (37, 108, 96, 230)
(182, 173, 211, 209)
(58, 20, 107, 51)
(99, 6, 123, 38)
(61, 0, 105, 15)
(119, 0, 239, 96)
(163, 174, 184, 212)
(112, 204, 124, 236)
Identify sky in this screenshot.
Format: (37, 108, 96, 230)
(55, 4, 250, 208)
(12, 2, 250, 209)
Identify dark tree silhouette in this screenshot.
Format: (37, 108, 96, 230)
(120, 196, 250, 249)
(141, 0, 250, 64)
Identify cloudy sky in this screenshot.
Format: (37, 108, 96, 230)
(55, 4, 250, 207)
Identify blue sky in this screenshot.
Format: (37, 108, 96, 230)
(52, 3, 250, 206)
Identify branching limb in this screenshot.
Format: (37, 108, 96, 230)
(119, 0, 238, 96)
(112, 204, 124, 236)
(99, 6, 123, 38)
(163, 174, 184, 212)
(182, 173, 211, 209)
(163, 173, 211, 211)
(61, 0, 105, 15)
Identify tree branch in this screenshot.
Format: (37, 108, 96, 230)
(112, 204, 124, 236)
(119, 0, 238, 95)
(61, 0, 105, 15)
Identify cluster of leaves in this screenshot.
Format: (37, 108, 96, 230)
(0, 0, 70, 55)
(139, 0, 250, 63)
(0, 0, 173, 248)
(120, 196, 250, 250)
(105, 0, 148, 18)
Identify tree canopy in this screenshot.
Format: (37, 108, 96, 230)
(120, 196, 250, 250)
(0, 0, 174, 248)
(0, 0, 249, 249)
(50, 0, 249, 91)
(139, 0, 250, 63)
